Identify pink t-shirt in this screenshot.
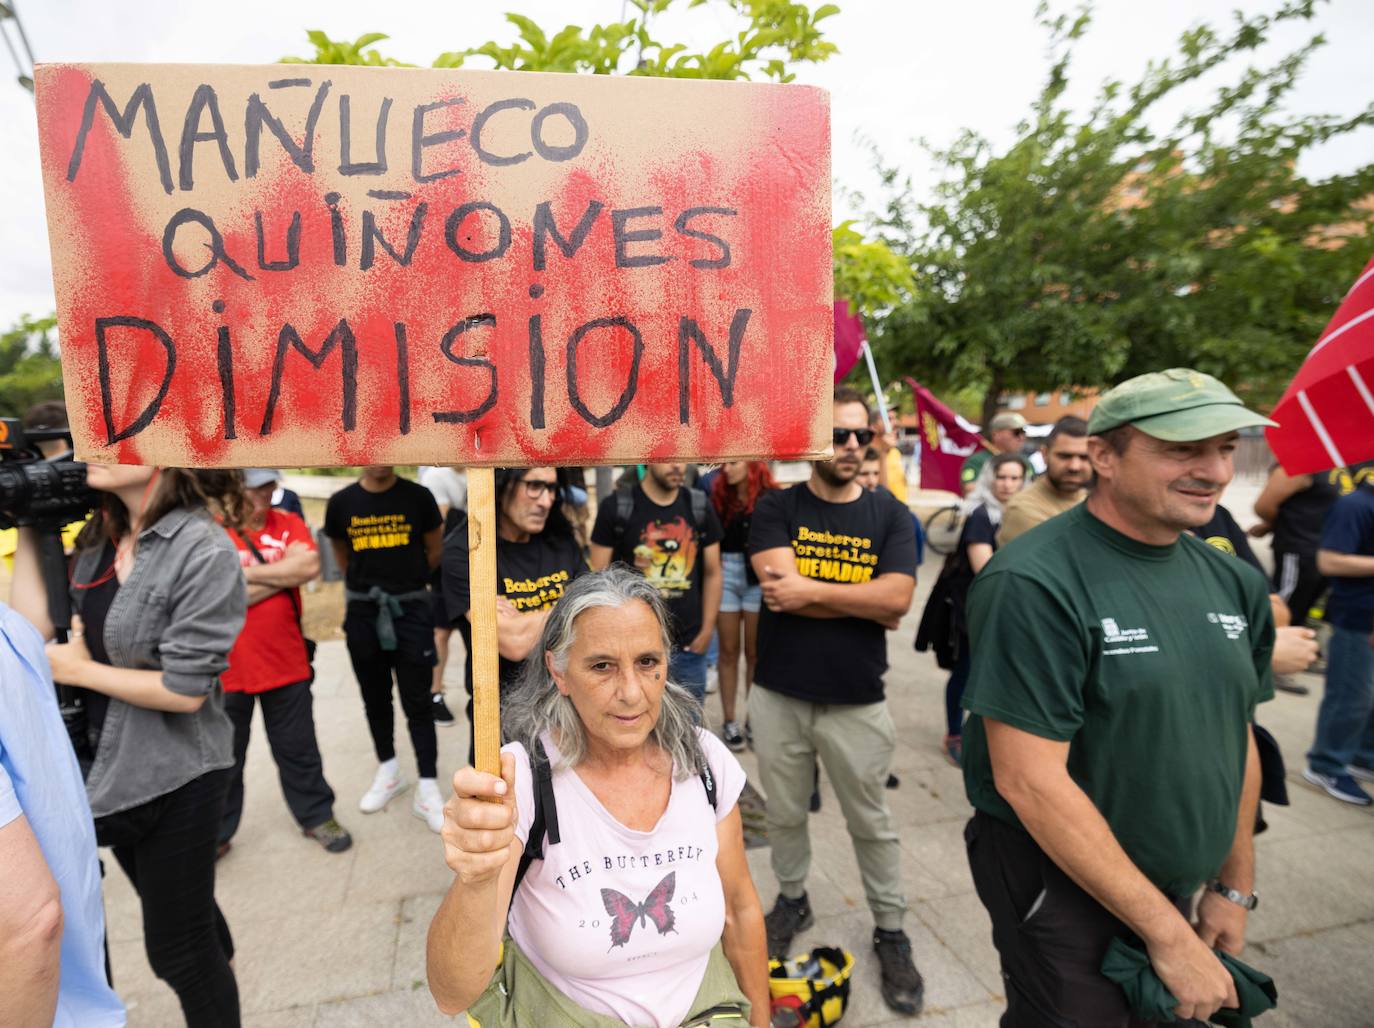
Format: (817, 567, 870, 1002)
(504, 728, 747, 1028)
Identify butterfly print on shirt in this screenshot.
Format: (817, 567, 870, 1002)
(601, 872, 677, 949)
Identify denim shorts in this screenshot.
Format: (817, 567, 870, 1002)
(720, 552, 761, 613)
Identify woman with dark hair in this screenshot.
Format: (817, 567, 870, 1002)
(441, 466, 589, 764)
(915, 452, 1026, 767)
(427, 567, 770, 1027)
(709, 461, 776, 751)
(11, 465, 249, 1027)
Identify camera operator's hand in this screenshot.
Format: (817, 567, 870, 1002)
(45, 614, 93, 686)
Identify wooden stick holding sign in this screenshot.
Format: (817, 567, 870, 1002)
(35, 62, 834, 773)
(466, 467, 502, 776)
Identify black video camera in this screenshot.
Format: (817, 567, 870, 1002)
(0, 417, 101, 772)
(0, 417, 98, 530)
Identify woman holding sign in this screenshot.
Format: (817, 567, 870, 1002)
(11, 465, 248, 1027)
(426, 567, 770, 1027)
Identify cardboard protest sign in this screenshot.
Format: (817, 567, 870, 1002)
(35, 63, 832, 468)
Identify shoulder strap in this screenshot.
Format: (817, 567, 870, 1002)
(612, 487, 635, 547)
(699, 760, 718, 811)
(234, 526, 303, 624)
(688, 487, 709, 541)
(511, 738, 560, 901)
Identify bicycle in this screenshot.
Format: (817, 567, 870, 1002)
(922, 502, 965, 556)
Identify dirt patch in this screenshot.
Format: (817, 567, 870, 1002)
(300, 580, 347, 642)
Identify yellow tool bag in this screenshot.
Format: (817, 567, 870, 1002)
(767, 946, 854, 1027)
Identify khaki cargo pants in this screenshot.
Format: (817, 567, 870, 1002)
(748, 685, 906, 930)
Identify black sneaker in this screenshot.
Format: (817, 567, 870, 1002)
(765, 893, 814, 959)
(808, 789, 822, 813)
(722, 721, 746, 752)
(873, 928, 925, 1016)
(432, 692, 456, 726)
(304, 818, 354, 853)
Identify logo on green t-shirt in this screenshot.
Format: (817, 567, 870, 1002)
(1206, 612, 1249, 640)
(1100, 617, 1158, 655)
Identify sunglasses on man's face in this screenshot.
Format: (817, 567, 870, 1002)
(521, 479, 560, 499)
(832, 427, 875, 447)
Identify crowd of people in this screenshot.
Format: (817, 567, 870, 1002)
(2, 370, 1372, 1027)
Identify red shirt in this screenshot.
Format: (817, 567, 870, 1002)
(222, 509, 315, 694)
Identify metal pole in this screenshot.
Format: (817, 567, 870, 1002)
(861, 340, 892, 433)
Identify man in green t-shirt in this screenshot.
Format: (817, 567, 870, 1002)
(960, 412, 1033, 495)
(961, 369, 1277, 1026)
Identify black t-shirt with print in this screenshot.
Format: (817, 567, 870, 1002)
(590, 485, 724, 648)
(324, 478, 442, 595)
(749, 483, 917, 705)
(1192, 504, 1264, 575)
(442, 523, 588, 686)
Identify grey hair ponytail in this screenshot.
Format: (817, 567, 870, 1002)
(504, 566, 705, 779)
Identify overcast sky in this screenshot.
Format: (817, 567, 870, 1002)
(0, 0, 1370, 323)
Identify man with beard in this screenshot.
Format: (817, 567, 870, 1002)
(590, 463, 723, 704)
(442, 468, 587, 764)
(961, 370, 1276, 1026)
(997, 415, 1091, 544)
(747, 386, 924, 1016)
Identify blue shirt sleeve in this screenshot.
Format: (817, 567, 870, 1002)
(1320, 489, 1373, 555)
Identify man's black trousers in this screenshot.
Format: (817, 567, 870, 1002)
(965, 811, 1200, 1028)
(219, 680, 336, 844)
(344, 603, 438, 778)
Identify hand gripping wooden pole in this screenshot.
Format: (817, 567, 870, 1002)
(466, 467, 501, 777)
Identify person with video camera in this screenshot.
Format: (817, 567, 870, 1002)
(10, 464, 248, 1028)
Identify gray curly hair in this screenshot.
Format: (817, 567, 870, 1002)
(504, 565, 705, 778)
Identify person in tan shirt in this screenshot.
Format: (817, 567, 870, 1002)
(998, 416, 1091, 544)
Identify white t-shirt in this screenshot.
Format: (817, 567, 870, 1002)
(504, 728, 747, 1028)
(419, 466, 467, 513)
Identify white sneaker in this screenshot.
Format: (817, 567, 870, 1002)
(706, 666, 720, 694)
(359, 766, 407, 814)
(413, 781, 445, 833)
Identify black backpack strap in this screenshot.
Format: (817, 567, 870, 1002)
(511, 738, 560, 901)
(234, 527, 303, 625)
(688, 487, 709, 543)
(611, 487, 635, 550)
(699, 759, 718, 812)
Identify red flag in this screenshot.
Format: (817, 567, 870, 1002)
(1267, 252, 1374, 474)
(834, 300, 864, 383)
(906, 378, 983, 493)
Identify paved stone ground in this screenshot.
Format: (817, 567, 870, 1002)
(105, 480, 1374, 1026)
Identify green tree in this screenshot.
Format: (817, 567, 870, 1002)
(0, 314, 62, 417)
(284, 3, 911, 336)
(870, 1, 1374, 424)
(284, 1, 840, 81)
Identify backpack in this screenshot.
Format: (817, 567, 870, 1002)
(609, 484, 711, 560)
(511, 737, 718, 898)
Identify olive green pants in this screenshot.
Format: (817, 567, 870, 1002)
(465, 937, 751, 1027)
(748, 686, 906, 930)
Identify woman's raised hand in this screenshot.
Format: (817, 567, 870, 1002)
(442, 752, 519, 887)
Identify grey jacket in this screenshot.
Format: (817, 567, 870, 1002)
(71, 507, 246, 818)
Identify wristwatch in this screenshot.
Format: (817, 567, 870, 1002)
(1208, 880, 1259, 910)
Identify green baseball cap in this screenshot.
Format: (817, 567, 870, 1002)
(1087, 368, 1277, 441)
